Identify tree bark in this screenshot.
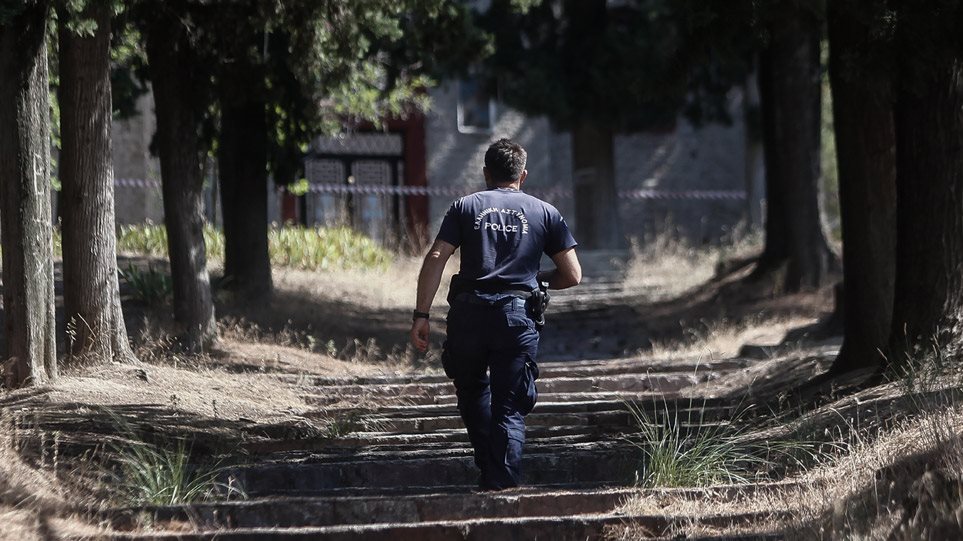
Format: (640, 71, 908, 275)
(755, 6, 836, 291)
(571, 117, 623, 250)
(826, 0, 897, 374)
(887, 5, 963, 367)
(756, 47, 790, 268)
(143, 9, 217, 350)
(0, 1, 58, 386)
(218, 97, 272, 299)
(58, 2, 136, 363)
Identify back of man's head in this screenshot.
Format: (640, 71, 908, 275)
(485, 138, 527, 184)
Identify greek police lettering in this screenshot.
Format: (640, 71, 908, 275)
(473, 207, 501, 230)
(484, 222, 519, 232)
(474, 207, 530, 235)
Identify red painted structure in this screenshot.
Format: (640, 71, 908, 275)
(281, 112, 429, 250)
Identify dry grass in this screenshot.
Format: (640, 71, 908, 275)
(272, 252, 458, 311)
(0, 426, 105, 540)
(642, 315, 819, 363)
(610, 369, 963, 540)
(622, 231, 761, 301)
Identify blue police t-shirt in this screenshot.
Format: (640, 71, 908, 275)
(435, 187, 578, 290)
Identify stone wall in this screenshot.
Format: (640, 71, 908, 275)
(425, 84, 750, 246)
(111, 92, 164, 225)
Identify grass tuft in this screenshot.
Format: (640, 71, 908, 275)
(110, 437, 243, 507)
(626, 398, 783, 488)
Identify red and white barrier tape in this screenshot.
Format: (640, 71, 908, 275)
(116, 179, 745, 201)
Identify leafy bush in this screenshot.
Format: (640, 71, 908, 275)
(116, 223, 389, 271)
(120, 263, 172, 306)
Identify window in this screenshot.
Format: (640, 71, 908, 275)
(457, 76, 496, 134)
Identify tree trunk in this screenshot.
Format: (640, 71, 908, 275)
(755, 6, 836, 291)
(826, 0, 897, 374)
(756, 48, 790, 268)
(571, 118, 623, 250)
(0, 2, 57, 387)
(58, 3, 135, 363)
(887, 6, 963, 367)
(743, 67, 765, 231)
(218, 98, 272, 299)
(144, 13, 217, 350)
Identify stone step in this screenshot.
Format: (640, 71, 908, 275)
(306, 390, 674, 408)
(302, 373, 706, 402)
(112, 482, 794, 530)
(112, 511, 782, 540)
(243, 426, 616, 454)
(227, 446, 638, 496)
(112, 487, 634, 529)
(298, 357, 751, 387)
(314, 395, 735, 415)
(319, 409, 638, 433)
(260, 439, 653, 465)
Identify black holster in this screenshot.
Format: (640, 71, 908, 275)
(531, 281, 551, 330)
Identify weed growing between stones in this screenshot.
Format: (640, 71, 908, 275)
(626, 398, 765, 487)
(624, 396, 820, 489)
(102, 413, 246, 507)
(108, 436, 244, 507)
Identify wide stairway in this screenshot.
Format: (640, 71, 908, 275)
(109, 251, 787, 539)
(108, 352, 791, 540)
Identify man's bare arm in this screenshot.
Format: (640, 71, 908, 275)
(411, 240, 457, 351)
(415, 240, 457, 313)
(536, 248, 582, 289)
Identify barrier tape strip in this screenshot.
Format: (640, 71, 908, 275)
(115, 179, 746, 201)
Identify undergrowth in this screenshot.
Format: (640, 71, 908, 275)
(120, 263, 173, 306)
(116, 223, 390, 271)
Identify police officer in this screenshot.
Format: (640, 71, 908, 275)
(410, 138, 581, 490)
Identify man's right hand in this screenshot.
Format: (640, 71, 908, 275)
(410, 318, 430, 352)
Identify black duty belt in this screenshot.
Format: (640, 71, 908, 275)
(453, 291, 531, 305)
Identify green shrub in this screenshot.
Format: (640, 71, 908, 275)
(115, 223, 389, 271)
(119, 263, 172, 306)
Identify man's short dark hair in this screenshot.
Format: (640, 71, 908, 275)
(485, 138, 527, 183)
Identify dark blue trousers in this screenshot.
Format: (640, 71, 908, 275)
(442, 294, 539, 490)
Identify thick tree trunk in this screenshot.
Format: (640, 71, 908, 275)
(756, 48, 790, 268)
(571, 118, 623, 250)
(755, 7, 836, 291)
(58, 3, 135, 363)
(0, 2, 57, 386)
(144, 14, 217, 350)
(218, 99, 272, 299)
(887, 6, 963, 367)
(743, 67, 765, 231)
(826, 0, 897, 374)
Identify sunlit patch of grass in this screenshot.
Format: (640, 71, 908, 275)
(625, 398, 810, 489)
(116, 223, 390, 271)
(268, 226, 389, 271)
(109, 437, 244, 507)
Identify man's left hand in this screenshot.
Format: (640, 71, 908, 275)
(410, 319, 430, 352)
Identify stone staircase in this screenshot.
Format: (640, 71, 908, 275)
(106, 353, 790, 540)
(104, 252, 797, 539)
